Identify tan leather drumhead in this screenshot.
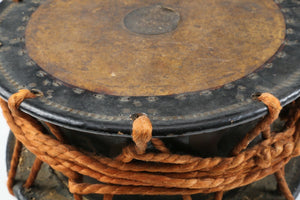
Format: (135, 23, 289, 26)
(25, 0, 285, 96)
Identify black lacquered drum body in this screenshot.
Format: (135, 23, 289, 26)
(0, 0, 300, 199)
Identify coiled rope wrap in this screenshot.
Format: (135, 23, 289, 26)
(1, 89, 300, 200)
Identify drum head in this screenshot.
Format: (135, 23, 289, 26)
(0, 0, 299, 137)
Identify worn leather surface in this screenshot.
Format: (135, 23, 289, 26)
(25, 0, 285, 96)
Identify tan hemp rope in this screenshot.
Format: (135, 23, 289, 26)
(1, 89, 300, 200)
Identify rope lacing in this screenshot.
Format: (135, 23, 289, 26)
(1, 89, 299, 200)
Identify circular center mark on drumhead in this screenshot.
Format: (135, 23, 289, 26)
(124, 5, 180, 35)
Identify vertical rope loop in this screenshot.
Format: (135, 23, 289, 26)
(131, 114, 152, 155)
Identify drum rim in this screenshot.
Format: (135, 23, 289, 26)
(0, 0, 299, 137)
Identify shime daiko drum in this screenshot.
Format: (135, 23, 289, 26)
(0, 0, 300, 200)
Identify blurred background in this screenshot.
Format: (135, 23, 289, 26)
(0, 107, 15, 200)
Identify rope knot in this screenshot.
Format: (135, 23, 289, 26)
(116, 145, 136, 163)
(255, 146, 272, 168)
(131, 113, 153, 154)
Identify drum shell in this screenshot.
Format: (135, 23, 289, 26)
(48, 118, 264, 158)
